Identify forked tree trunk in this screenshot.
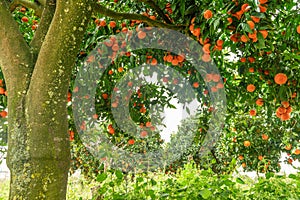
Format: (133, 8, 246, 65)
(0, 1, 95, 199)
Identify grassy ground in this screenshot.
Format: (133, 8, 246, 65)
(0, 179, 9, 200)
(0, 176, 96, 200)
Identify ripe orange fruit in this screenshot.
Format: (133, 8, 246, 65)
(249, 67, 255, 73)
(202, 53, 211, 62)
(212, 74, 221, 82)
(203, 43, 211, 54)
(286, 106, 292, 114)
(69, 130, 75, 141)
(0, 110, 7, 118)
(137, 31, 146, 39)
(281, 101, 289, 108)
(246, 84, 256, 92)
(171, 58, 179, 66)
(99, 20, 106, 27)
(239, 155, 244, 160)
(297, 25, 300, 34)
(280, 113, 290, 121)
(145, 121, 152, 127)
(108, 69, 114, 75)
(102, 93, 108, 99)
(294, 149, 300, 155)
(140, 130, 148, 137)
(259, 0, 268, 4)
(274, 73, 288, 85)
(108, 127, 115, 135)
(240, 57, 246, 62)
(216, 39, 224, 47)
(92, 114, 98, 119)
(128, 139, 135, 145)
(211, 86, 218, 92)
(192, 27, 201, 37)
(242, 162, 247, 168)
(203, 10, 213, 19)
(230, 34, 239, 42)
(249, 109, 256, 116)
(259, 5, 267, 13)
(151, 58, 158, 65)
(251, 16, 260, 23)
(149, 15, 156, 20)
(248, 57, 255, 63)
(241, 3, 250, 12)
(117, 67, 123, 73)
(277, 106, 286, 114)
(0, 87, 5, 95)
(244, 140, 251, 147)
(32, 25, 37, 30)
(241, 35, 248, 43)
(111, 102, 118, 108)
(262, 134, 269, 140)
(247, 21, 255, 29)
(109, 21, 116, 28)
(227, 17, 233, 24)
(112, 44, 119, 51)
(256, 98, 264, 106)
(193, 82, 199, 88)
(21, 16, 28, 23)
(258, 155, 264, 161)
(285, 144, 292, 150)
(259, 30, 268, 39)
(216, 82, 224, 89)
(248, 31, 257, 39)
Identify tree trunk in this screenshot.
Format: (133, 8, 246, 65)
(0, 0, 95, 199)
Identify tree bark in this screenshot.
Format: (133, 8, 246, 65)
(0, 0, 95, 199)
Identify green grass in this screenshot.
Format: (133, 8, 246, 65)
(0, 179, 9, 200)
(0, 175, 97, 200)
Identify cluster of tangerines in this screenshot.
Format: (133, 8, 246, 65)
(0, 79, 7, 118)
(106, 120, 156, 145)
(234, 132, 270, 168)
(228, 1, 268, 43)
(17, 7, 39, 30)
(189, 12, 223, 62)
(246, 72, 295, 120)
(275, 101, 292, 121)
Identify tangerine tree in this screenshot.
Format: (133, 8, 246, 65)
(0, 0, 300, 199)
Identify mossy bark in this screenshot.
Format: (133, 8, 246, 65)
(0, 0, 95, 199)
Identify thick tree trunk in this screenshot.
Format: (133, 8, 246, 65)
(0, 0, 95, 199)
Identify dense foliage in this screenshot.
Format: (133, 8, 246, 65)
(0, 0, 299, 179)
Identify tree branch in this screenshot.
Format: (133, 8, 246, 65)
(0, 1, 34, 86)
(9, 0, 43, 17)
(136, 0, 172, 24)
(94, 4, 186, 31)
(30, 0, 56, 62)
(36, 0, 46, 6)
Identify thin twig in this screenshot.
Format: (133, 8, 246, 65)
(93, 3, 186, 31)
(9, 0, 43, 17)
(136, 0, 172, 24)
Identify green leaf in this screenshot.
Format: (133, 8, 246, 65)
(266, 172, 275, 179)
(288, 174, 297, 179)
(115, 170, 123, 179)
(185, 5, 198, 15)
(180, 0, 185, 17)
(96, 173, 107, 182)
(241, 23, 253, 33)
(200, 189, 212, 199)
(257, 32, 265, 49)
(236, 177, 245, 184)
